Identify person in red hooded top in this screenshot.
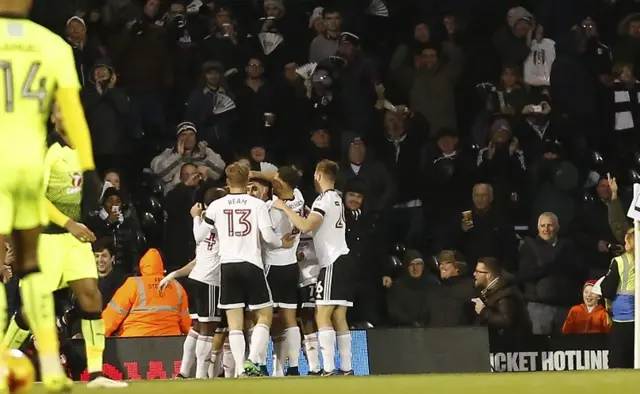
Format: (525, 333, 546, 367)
(103, 248, 191, 337)
(562, 280, 611, 334)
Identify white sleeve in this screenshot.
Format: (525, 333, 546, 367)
(257, 202, 282, 247)
(193, 217, 212, 244)
(310, 194, 330, 219)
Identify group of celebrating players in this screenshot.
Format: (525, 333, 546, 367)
(161, 159, 355, 378)
(0, 0, 354, 390)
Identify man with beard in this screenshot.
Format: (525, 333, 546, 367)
(473, 257, 531, 338)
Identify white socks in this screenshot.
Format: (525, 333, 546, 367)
(179, 329, 198, 377)
(303, 333, 320, 373)
(272, 335, 286, 376)
(248, 323, 270, 364)
(223, 340, 235, 378)
(209, 349, 222, 378)
(318, 328, 336, 373)
(284, 326, 301, 368)
(228, 330, 246, 377)
(195, 335, 213, 378)
(336, 331, 352, 372)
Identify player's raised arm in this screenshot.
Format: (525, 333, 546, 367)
(191, 203, 211, 243)
(257, 201, 294, 248)
(273, 198, 323, 233)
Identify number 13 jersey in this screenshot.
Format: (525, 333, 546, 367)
(310, 189, 350, 268)
(204, 193, 277, 269)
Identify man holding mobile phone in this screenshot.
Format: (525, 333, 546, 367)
(85, 187, 142, 275)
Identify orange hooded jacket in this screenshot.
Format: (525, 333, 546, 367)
(103, 248, 191, 337)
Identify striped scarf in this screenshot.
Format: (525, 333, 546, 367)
(613, 79, 640, 132)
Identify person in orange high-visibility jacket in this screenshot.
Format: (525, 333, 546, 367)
(103, 248, 191, 337)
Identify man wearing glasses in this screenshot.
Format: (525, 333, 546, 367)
(473, 257, 531, 337)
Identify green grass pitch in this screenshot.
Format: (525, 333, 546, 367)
(27, 371, 640, 394)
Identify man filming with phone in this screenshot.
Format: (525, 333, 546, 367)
(86, 187, 143, 275)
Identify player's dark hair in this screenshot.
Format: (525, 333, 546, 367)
(316, 159, 339, 181)
(277, 166, 300, 189)
(92, 237, 115, 256)
(204, 187, 227, 206)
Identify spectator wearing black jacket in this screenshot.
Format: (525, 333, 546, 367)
(425, 250, 476, 327)
(343, 179, 383, 326)
(386, 250, 436, 327)
(475, 119, 527, 213)
(81, 61, 131, 177)
(572, 176, 621, 278)
(456, 183, 519, 272)
(162, 163, 201, 271)
(93, 238, 128, 308)
(376, 108, 426, 248)
(66, 16, 105, 87)
(336, 133, 395, 216)
(85, 188, 142, 275)
(517, 212, 586, 335)
(474, 257, 532, 338)
(421, 128, 476, 251)
(185, 61, 237, 161)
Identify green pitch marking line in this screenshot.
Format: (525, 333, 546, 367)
(29, 371, 640, 394)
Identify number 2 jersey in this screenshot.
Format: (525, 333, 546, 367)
(0, 17, 80, 159)
(203, 193, 281, 269)
(263, 188, 305, 267)
(310, 189, 350, 268)
(190, 217, 220, 286)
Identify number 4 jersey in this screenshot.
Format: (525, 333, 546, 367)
(204, 193, 281, 269)
(310, 189, 350, 268)
(189, 217, 221, 286)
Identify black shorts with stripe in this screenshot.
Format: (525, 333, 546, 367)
(315, 254, 354, 307)
(266, 263, 299, 309)
(219, 262, 272, 310)
(297, 283, 316, 310)
(190, 278, 222, 323)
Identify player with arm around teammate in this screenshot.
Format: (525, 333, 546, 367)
(201, 163, 294, 377)
(296, 222, 322, 375)
(263, 167, 305, 376)
(0, 1, 101, 391)
(162, 187, 229, 379)
(272, 160, 354, 376)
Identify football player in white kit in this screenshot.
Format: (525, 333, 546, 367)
(263, 166, 305, 376)
(273, 159, 353, 376)
(202, 163, 294, 377)
(160, 188, 228, 379)
(296, 225, 322, 375)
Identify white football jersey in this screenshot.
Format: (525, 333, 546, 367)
(189, 220, 221, 286)
(263, 188, 305, 267)
(310, 189, 350, 267)
(204, 193, 280, 269)
(297, 231, 319, 287)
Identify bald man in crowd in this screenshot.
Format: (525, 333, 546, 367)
(456, 183, 519, 272)
(517, 212, 586, 335)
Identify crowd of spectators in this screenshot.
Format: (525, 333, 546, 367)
(6, 0, 640, 339)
